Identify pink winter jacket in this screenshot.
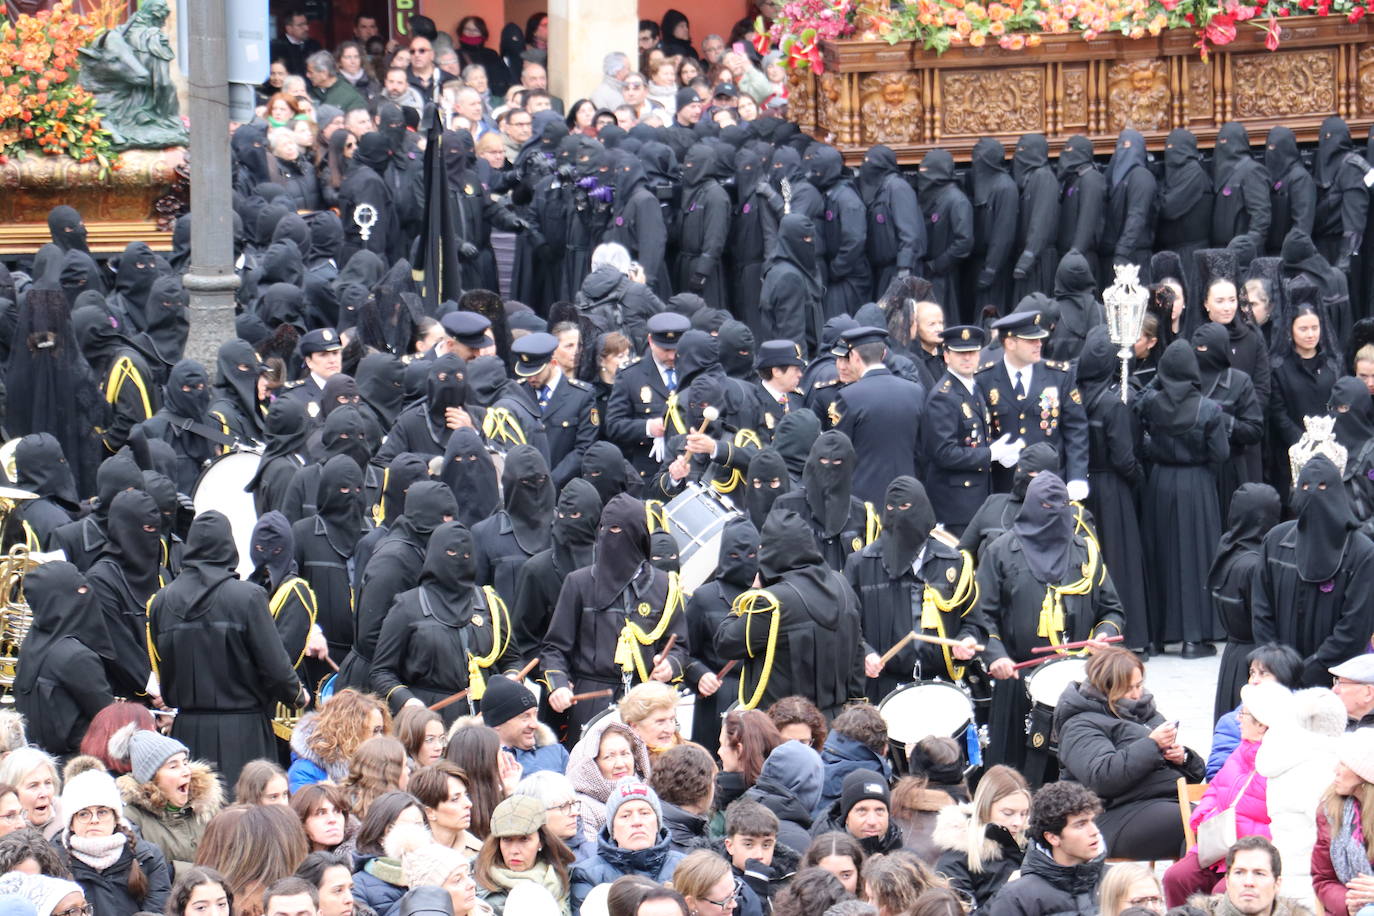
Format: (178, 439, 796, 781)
(1190, 739, 1271, 845)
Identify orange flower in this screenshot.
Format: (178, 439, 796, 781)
(1026, 31, 1042, 44)
(968, 28, 986, 43)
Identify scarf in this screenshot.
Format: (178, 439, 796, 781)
(1333, 796, 1373, 885)
(483, 862, 569, 916)
(67, 832, 127, 871)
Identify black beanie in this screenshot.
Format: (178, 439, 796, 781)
(840, 768, 890, 820)
(480, 674, 536, 728)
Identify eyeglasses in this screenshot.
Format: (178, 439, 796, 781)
(1127, 896, 1163, 909)
(703, 880, 744, 909)
(73, 807, 115, 824)
(547, 801, 577, 815)
(54, 905, 93, 916)
(422, 734, 448, 747)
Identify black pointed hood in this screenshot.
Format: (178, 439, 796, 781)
(803, 430, 855, 538)
(1212, 122, 1253, 192)
(419, 521, 478, 626)
(880, 476, 935, 576)
(441, 428, 500, 528)
(356, 352, 406, 428)
(501, 444, 555, 554)
(1291, 455, 1356, 582)
(774, 410, 820, 483)
(425, 355, 468, 427)
(14, 432, 79, 509)
(14, 561, 115, 696)
(1329, 376, 1374, 451)
(1161, 129, 1208, 220)
(970, 138, 1008, 204)
(553, 478, 602, 573)
(1013, 472, 1075, 584)
(1191, 321, 1232, 391)
(591, 493, 652, 606)
(917, 148, 956, 195)
(250, 510, 296, 590)
(247, 397, 311, 492)
(858, 144, 899, 205)
(581, 441, 634, 506)
(1011, 133, 1049, 189)
(1057, 135, 1096, 179)
(1208, 483, 1280, 592)
(170, 511, 240, 620)
(745, 447, 790, 529)
(102, 488, 163, 595)
(164, 359, 211, 421)
(1108, 129, 1147, 189)
(649, 531, 681, 574)
(48, 205, 88, 253)
(715, 517, 760, 590)
(758, 507, 824, 586)
(804, 144, 845, 191)
(316, 453, 366, 555)
(1265, 126, 1301, 184)
(319, 404, 372, 472)
(1149, 339, 1203, 434)
(1315, 116, 1354, 189)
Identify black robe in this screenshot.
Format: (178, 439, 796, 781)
(1209, 483, 1280, 721)
(1102, 131, 1158, 285)
(1010, 134, 1060, 304)
(672, 143, 731, 311)
(472, 444, 556, 607)
(604, 155, 671, 297)
(1264, 127, 1317, 256)
(727, 148, 770, 334)
(967, 139, 1019, 321)
(714, 508, 866, 718)
(147, 511, 304, 787)
(1194, 322, 1265, 513)
(290, 456, 367, 662)
(1056, 136, 1105, 287)
(683, 519, 756, 753)
(85, 489, 165, 703)
(858, 145, 925, 301)
(759, 213, 824, 355)
(918, 150, 974, 321)
(1210, 123, 1272, 259)
(809, 146, 869, 320)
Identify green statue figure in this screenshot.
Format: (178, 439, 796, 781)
(78, 0, 189, 150)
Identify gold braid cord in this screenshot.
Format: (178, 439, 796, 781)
(917, 550, 978, 679)
(614, 572, 685, 683)
(467, 586, 512, 701)
(731, 588, 781, 709)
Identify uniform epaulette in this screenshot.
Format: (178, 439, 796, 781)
(1043, 359, 1070, 371)
(976, 360, 997, 373)
(938, 378, 953, 393)
(284, 380, 304, 389)
(812, 378, 837, 389)
(566, 377, 590, 390)
(930, 525, 961, 548)
(627, 356, 644, 366)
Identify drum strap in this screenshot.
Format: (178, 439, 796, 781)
(1037, 535, 1100, 648)
(663, 392, 687, 436)
(918, 550, 978, 679)
(270, 577, 319, 669)
(730, 587, 782, 709)
(865, 502, 882, 545)
(710, 429, 764, 496)
(614, 572, 685, 683)
(644, 500, 668, 534)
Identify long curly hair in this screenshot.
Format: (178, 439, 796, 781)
(342, 736, 408, 821)
(307, 689, 391, 767)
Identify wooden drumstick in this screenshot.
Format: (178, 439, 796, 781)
(570, 688, 614, 704)
(652, 633, 678, 670)
(715, 659, 738, 680)
(1030, 635, 1123, 654)
(880, 631, 986, 668)
(322, 653, 340, 672)
(676, 407, 720, 464)
(877, 631, 919, 668)
(1012, 656, 1054, 672)
(428, 689, 469, 712)
(515, 658, 540, 681)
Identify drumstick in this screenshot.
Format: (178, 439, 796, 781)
(877, 631, 919, 668)
(570, 688, 614, 704)
(1012, 656, 1055, 671)
(653, 634, 678, 669)
(515, 658, 540, 681)
(676, 407, 720, 464)
(912, 632, 986, 653)
(428, 689, 469, 712)
(322, 653, 340, 672)
(1030, 635, 1123, 654)
(715, 659, 738, 680)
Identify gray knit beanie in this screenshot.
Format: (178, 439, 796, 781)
(128, 730, 189, 784)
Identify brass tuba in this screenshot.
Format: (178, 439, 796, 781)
(0, 544, 40, 703)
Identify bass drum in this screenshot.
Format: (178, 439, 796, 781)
(1023, 656, 1091, 755)
(661, 483, 742, 592)
(878, 680, 975, 774)
(192, 451, 261, 580)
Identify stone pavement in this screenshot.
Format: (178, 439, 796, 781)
(1145, 645, 1224, 759)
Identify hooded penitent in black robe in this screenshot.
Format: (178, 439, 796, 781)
(966, 138, 1019, 322)
(743, 448, 791, 530)
(148, 511, 305, 787)
(1157, 129, 1212, 331)
(859, 145, 925, 301)
(13, 561, 114, 758)
(374, 355, 481, 464)
(770, 430, 871, 573)
(1265, 126, 1317, 256)
(338, 134, 398, 265)
(86, 489, 164, 700)
(207, 339, 268, 446)
(603, 151, 671, 297)
(71, 303, 159, 455)
(134, 276, 191, 386)
(1010, 133, 1060, 304)
(1253, 455, 1374, 687)
(282, 406, 381, 523)
(539, 493, 689, 738)
(1209, 483, 1280, 720)
(6, 433, 79, 551)
(50, 450, 142, 572)
(513, 479, 602, 665)
(336, 481, 458, 691)
(759, 214, 823, 355)
(247, 510, 316, 671)
(439, 427, 500, 529)
(1331, 376, 1374, 536)
(106, 242, 159, 334)
(6, 286, 104, 498)
(683, 517, 756, 753)
(472, 444, 556, 607)
(1102, 129, 1158, 287)
(1313, 118, 1371, 301)
(355, 352, 406, 436)
(246, 399, 311, 517)
(1192, 321, 1264, 520)
(976, 473, 1123, 773)
(728, 147, 770, 334)
(291, 455, 368, 662)
(1135, 340, 1230, 646)
(1056, 135, 1105, 283)
(672, 142, 731, 312)
(134, 359, 225, 495)
(919, 149, 974, 321)
(1210, 122, 1271, 264)
(1074, 328, 1147, 651)
(806, 144, 869, 320)
(1044, 251, 1105, 362)
(843, 476, 978, 702)
(958, 442, 1060, 562)
(372, 521, 520, 723)
(715, 507, 866, 718)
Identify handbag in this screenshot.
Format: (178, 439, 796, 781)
(1195, 770, 1257, 868)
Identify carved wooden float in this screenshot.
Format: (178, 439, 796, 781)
(786, 16, 1374, 163)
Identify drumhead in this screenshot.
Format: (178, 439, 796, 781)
(580, 703, 622, 737)
(879, 681, 974, 745)
(192, 451, 262, 580)
(1026, 657, 1091, 708)
(663, 483, 741, 593)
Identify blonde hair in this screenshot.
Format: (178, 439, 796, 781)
(475, 132, 505, 157)
(1357, 345, 1374, 369)
(1098, 863, 1158, 916)
(965, 765, 1030, 875)
(307, 689, 391, 766)
(618, 681, 679, 725)
(1326, 779, 1374, 862)
(343, 736, 408, 820)
(672, 850, 732, 902)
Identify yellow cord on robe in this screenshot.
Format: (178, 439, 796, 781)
(614, 572, 685, 683)
(664, 392, 687, 436)
(645, 501, 668, 534)
(269, 577, 319, 669)
(482, 407, 527, 447)
(20, 521, 38, 553)
(1035, 535, 1101, 652)
(373, 467, 392, 526)
(916, 550, 978, 679)
(466, 585, 510, 701)
(865, 503, 882, 545)
(106, 356, 154, 420)
(731, 588, 781, 709)
(711, 429, 763, 495)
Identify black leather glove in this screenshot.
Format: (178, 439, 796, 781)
(459, 242, 479, 260)
(511, 217, 531, 232)
(689, 273, 707, 293)
(1012, 250, 1034, 280)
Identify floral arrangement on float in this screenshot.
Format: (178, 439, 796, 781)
(0, 1, 117, 172)
(759, 0, 1368, 68)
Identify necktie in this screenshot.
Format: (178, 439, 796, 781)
(1014, 370, 1026, 399)
(537, 385, 552, 410)
(666, 368, 678, 392)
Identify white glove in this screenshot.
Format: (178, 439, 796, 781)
(988, 433, 1015, 468)
(994, 435, 1026, 468)
(1067, 479, 1089, 502)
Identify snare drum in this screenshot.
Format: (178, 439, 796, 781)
(661, 483, 742, 592)
(192, 450, 262, 580)
(1023, 656, 1090, 754)
(878, 681, 975, 774)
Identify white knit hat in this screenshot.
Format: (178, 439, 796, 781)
(1338, 728, 1374, 785)
(0, 873, 84, 916)
(1240, 681, 1294, 728)
(385, 821, 465, 888)
(1296, 687, 1349, 738)
(59, 769, 123, 833)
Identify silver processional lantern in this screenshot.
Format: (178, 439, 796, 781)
(1103, 262, 1150, 404)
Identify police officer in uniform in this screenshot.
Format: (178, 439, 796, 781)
(605, 312, 691, 481)
(832, 326, 927, 505)
(974, 310, 1090, 499)
(921, 325, 1019, 535)
(283, 328, 344, 418)
(750, 340, 807, 442)
(511, 332, 598, 488)
(441, 312, 498, 361)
